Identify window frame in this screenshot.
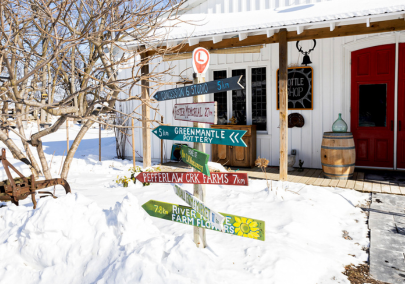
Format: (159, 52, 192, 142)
(209, 64, 269, 134)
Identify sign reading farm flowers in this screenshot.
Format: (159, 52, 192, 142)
(142, 199, 265, 241)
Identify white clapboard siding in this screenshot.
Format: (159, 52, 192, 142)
(117, 31, 404, 168)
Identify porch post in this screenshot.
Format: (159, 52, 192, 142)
(279, 28, 288, 181)
(141, 51, 151, 168)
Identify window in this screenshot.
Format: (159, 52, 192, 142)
(359, 84, 387, 127)
(213, 70, 228, 125)
(211, 67, 267, 132)
(232, 69, 246, 125)
(252, 67, 267, 131)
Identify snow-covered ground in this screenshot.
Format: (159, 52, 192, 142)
(0, 123, 369, 284)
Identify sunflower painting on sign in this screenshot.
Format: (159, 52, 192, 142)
(142, 199, 265, 241)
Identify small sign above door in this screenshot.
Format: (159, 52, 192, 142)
(277, 67, 313, 110)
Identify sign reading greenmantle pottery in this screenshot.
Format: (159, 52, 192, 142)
(174, 184, 224, 231)
(152, 125, 247, 147)
(142, 199, 265, 241)
(180, 145, 210, 176)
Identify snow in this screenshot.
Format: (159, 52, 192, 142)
(0, 122, 370, 283)
(157, 0, 405, 41)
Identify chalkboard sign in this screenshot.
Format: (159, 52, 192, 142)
(277, 67, 313, 110)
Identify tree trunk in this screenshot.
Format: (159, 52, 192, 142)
(0, 130, 36, 174)
(15, 103, 41, 178)
(61, 118, 95, 179)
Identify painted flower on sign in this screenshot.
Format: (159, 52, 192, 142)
(233, 217, 260, 239)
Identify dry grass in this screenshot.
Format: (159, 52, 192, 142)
(343, 264, 389, 284)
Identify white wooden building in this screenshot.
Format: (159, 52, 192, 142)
(117, 0, 405, 170)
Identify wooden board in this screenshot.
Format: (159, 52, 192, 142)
(142, 199, 265, 241)
(136, 172, 249, 186)
(173, 102, 217, 124)
(152, 125, 247, 147)
(180, 145, 210, 176)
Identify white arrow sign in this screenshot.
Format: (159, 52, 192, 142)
(173, 102, 217, 125)
(174, 184, 225, 231)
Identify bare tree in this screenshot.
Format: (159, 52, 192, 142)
(0, 0, 187, 179)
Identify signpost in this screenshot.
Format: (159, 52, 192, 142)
(152, 125, 247, 147)
(153, 76, 244, 102)
(142, 199, 265, 241)
(136, 172, 249, 186)
(180, 145, 210, 176)
(174, 184, 224, 231)
(173, 102, 217, 125)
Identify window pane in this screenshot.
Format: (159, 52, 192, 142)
(359, 84, 387, 127)
(213, 70, 228, 125)
(232, 69, 246, 125)
(252, 67, 267, 131)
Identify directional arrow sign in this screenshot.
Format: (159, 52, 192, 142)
(152, 126, 247, 147)
(174, 184, 224, 231)
(136, 172, 249, 186)
(142, 199, 265, 241)
(173, 102, 217, 125)
(180, 145, 210, 176)
(153, 76, 244, 102)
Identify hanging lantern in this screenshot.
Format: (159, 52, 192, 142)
(296, 39, 317, 66)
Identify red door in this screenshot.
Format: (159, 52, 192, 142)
(397, 43, 405, 169)
(351, 45, 396, 168)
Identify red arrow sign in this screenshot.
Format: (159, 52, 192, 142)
(136, 172, 248, 186)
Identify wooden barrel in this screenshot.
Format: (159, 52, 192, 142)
(321, 132, 356, 180)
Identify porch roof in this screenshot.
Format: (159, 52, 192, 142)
(159, 0, 405, 45)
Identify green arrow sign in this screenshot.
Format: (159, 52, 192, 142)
(142, 199, 265, 241)
(180, 145, 210, 176)
(152, 125, 247, 147)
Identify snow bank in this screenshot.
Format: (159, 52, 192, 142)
(0, 193, 221, 284)
(0, 126, 370, 283)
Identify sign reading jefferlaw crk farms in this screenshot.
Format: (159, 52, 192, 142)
(136, 172, 249, 186)
(153, 76, 244, 102)
(277, 66, 313, 110)
(174, 184, 224, 231)
(152, 125, 247, 147)
(173, 102, 217, 125)
(142, 199, 265, 241)
(180, 145, 210, 176)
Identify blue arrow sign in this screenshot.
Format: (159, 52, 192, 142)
(152, 126, 247, 147)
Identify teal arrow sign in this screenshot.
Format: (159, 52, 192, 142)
(180, 145, 210, 176)
(142, 199, 265, 241)
(152, 125, 247, 147)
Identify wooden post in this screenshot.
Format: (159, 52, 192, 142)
(66, 120, 69, 153)
(141, 50, 151, 168)
(193, 74, 207, 248)
(132, 118, 136, 168)
(99, 118, 101, 162)
(161, 116, 163, 165)
(279, 28, 288, 181)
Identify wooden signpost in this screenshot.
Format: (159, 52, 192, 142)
(153, 76, 244, 102)
(180, 145, 210, 176)
(136, 172, 249, 186)
(173, 102, 217, 125)
(142, 199, 265, 241)
(174, 184, 224, 231)
(152, 125, 247, 147)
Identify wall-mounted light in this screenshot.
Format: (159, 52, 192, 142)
(296, 39, 316, 66)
